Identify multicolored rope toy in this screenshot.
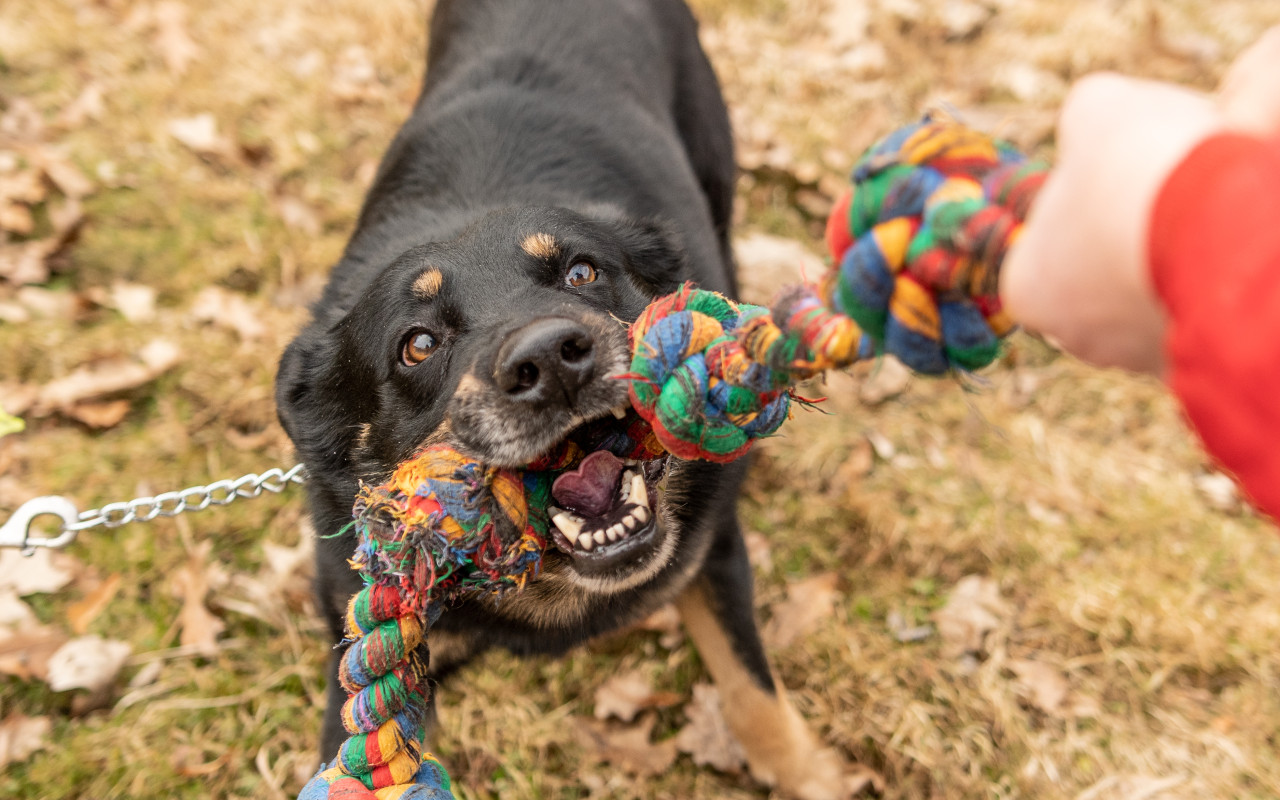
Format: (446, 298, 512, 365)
(299, 116, 1049, 799)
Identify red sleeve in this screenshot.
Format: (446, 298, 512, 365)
(1149, 132, 1280, 520)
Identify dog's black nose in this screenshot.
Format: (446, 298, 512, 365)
(494, 318, 596, 407)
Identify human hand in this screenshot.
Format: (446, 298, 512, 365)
(999, 75, 1220, 374)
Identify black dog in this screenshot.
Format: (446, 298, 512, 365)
(276, 1, 854, 797)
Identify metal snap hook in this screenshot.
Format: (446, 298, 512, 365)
(0, 496, 81, 554)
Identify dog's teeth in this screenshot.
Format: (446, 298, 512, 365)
(610, 404, 628, 420)
(551, 510, 585, 541)
(577, 532, 595, 551)
(620, 514, 636, 531)
(606, 527, 621, 542)
(609, 522, 626, 539)
(633, 505, 650, 523)
(619, 470, 636, 502)
(630, 473, 649, 509)
(593, 529, 607, 545)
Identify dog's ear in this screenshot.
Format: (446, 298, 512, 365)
(606, 216, 687, 295)
(276, 320, 377, 478)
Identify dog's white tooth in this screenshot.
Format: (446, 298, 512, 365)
(577, 533, 594, 551)
(619, 470, 636, 502)
(606, 527, 621, 542)
(620, 514, 636, 531)
(630, 473, 649, 509)
(633, 505, 650, 523)
(593, 529, 608, 545)
(609, 522, 626, 538)
(552, 512, 584, 541)
(624, 459, 641, 467)
(610, 404, 628, 420)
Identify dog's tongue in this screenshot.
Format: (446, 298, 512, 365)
(552, 450, 624, 517)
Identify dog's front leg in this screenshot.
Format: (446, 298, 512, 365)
(676, 521, 860, 800)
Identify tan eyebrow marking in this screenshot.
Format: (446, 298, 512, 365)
(413, 267, 444, 299)
(521, 232, 560, 260)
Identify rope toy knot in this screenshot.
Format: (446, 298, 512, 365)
(824, 115, 1045, 373)
(627, 285, 791, 462)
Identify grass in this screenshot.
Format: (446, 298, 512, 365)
(2, 0, 1279, 798)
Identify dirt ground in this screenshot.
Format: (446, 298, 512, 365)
(2, 1, 1279, 798)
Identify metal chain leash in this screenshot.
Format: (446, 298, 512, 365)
(0, 463, 308, 554)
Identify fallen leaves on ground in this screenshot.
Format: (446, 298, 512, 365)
(167, 113, 236, 160)
(66, 573, 123, 635)
(574, 713, 677, 777)
(191, 287, 268, 341)
(0, 548, 77, 596)
(593, 670, 681, 723)
(0, 711, 52, 768)
(763, 572, 840, 650)
(170, 539, 227, 657)
(153, 1, 201, 76)
(673, 683, 747, 774)
(933, 574, 1009, 658)
(3, 339, 181, 427)
(45, 634, 132, 693)
(1007, 659, 1100, 719)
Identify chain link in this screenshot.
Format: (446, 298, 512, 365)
(64, 463, 308, 533)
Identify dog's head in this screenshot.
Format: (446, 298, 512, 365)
(278, 206, 694, 595)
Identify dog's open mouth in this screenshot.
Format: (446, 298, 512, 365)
(542, 411, 669, 573)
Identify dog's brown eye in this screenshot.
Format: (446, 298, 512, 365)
(565, 261, 597, 288)
(401, 330, 439, 366)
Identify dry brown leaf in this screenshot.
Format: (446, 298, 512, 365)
(45, 634, 132, 692)
(763, 572, 839, 650)
(0, 240, 56, 286)
(67, 573, 123, 635)
(154, 1, 200, 76)
(107, 282, 158, 323)
(0, 626, 68, 681)
(0, 201, 33, 235)
(66, 399, 131, 429)
(934, 575, 1009, 658)
(190, 286, 267, 341)
(31, 338, 180, 415)
(57, 83, 106, 128)
(673, 683, 747, 774)
(34, 151, 94, 199)
(574, 714, 677, 777)
(593, 670, 680, 723)
(222, 533, 314, 626)
(0, 548, 77, 595)
(276, 196, 322, 236)
(629, 603, 683, 649)
(0, 591, 36, 630)
(171, 540, 226, 657)
(0, 167, 46, 206)
(0, 712, 52, 768)
(1008, 659, 1100, 719)
(168, 113, 235, 158)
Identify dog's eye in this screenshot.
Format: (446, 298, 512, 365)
(565, 261, 597, 288)
(401, 330, 439, 366)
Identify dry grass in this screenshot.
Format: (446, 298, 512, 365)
(2, 0, 1279, 798)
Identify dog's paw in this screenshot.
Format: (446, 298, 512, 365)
(741, 703, 877, 800)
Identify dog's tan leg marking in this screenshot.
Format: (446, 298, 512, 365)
(413, 267, 444, 299)
(676, 582, 855, 800)
(520, 232, 559, 260)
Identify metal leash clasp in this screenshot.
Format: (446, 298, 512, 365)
(0, 496, 81, 554)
